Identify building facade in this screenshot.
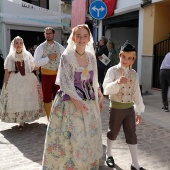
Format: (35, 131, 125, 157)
(98, 0, 170, 93)
(0, 0, 71, 58)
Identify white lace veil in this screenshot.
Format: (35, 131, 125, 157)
(8, 36, 28, 58)
(56, 24, 96, 83)
(56, 24, 100, 113)
(5, 36, 34, 73)
(65, 24, 95, 56)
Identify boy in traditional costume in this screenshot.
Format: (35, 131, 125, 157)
(103, 40, 145, 170)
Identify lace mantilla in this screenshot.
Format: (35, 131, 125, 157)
(4, 52, 35, 74)
(56, 51, 100, 115)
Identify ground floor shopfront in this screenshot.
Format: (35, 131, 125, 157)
(0, 24, 62, 58)
(101, 0, 170, 94)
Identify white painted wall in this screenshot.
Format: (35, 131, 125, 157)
(0, 0, 63, 57)
(137, 9, 144, 85)
(49, 0, 60, 13)
(98, 20, 103, 40)
(152, 0, 163, 3)
(114, 0, 142, 16)
(1, 0, 61, 28)
(115, 0, 142, 9)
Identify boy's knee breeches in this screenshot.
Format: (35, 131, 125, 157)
(107, 107, 137, 144)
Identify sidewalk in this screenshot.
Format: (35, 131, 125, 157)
(0, 90, 170, 170)
(100, 90, 170, 170)
(142, 90, 170, 130)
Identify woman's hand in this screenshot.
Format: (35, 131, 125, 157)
(98, 89, 104, 111)
(48, 53, 57, 60)
(34, 66, 40, 71)
(4, 82, 8, 89)
(70, 97, 88, 112)
(4, 69, 9, 89)
(98, 56, 103, 60)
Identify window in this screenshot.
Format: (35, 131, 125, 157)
(22, 0, 40, 6)
(22, 0, 49, 9)
(32, 0, 40, 6)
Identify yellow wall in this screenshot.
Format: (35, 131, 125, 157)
(142, 2, 170, 56)
(154, 3, 170, 44)
(142, 5, 155, 56)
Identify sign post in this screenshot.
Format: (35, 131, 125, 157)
(89, 0, 107, 20)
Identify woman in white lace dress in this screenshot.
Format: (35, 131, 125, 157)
(42, 24, 104, 169)
(0, 36, 44, 130)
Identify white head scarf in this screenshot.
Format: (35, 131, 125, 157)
(64, 24, 95, 56)
(56, 24, 97, 83)
(4, 36, 34, 73)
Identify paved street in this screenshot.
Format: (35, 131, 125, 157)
(0, 90, 170, 170)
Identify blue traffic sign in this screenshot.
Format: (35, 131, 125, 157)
(89, 0, 107, 20)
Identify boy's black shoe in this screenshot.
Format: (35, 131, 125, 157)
(106, 156, 115, 168)
(131, 165, 146, 170)
(162, 106, 169, 112)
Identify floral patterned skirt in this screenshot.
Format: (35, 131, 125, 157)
(0, 72, 45, 123)
(42, 94, 103, 170)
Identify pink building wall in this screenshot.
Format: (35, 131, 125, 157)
(71, 0, 87, 29)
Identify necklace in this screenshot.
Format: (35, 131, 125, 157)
(16, 51, 22, 54)
(75, 50, 85, 56)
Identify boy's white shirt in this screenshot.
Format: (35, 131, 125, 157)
(103, 63, 145, 115)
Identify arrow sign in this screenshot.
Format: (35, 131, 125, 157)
(89, 0, 107, 20)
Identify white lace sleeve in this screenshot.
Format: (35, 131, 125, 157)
(133, 75, 145, 115)
(103, 67, 120, 95)
(58, 54, 82, 101)
(24, 52, 35, 73)
(28, 53, 35, 72)
(4, 55, 15, 71)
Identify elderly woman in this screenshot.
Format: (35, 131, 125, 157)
(106, 40, 119, 67)
(0, 36, 45, 130)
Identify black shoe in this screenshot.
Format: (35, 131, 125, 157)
(162, 106, 169, 112)
(18, 125, 24, 130)
(106, 156, 115, 168)
(131, 165, 146, 170)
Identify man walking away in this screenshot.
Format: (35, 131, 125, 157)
(160, 52, 170, 112)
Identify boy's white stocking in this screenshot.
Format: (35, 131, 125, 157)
(106, 138, 114, 158)
(128, 144, 140, 170)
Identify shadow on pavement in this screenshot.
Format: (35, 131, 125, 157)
(100, 97, 170, 169)
(99, 145, 123, 170)
(1, 122, 47, 164)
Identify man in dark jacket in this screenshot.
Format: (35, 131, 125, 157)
(0, 53, 5, 90)
(96, 36, 109, 93)
(160, 52, 170, 112)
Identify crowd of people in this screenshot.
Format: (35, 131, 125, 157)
(27, 45, 38, 55)
(0, 24, 161, 170)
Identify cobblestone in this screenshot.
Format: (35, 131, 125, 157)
(0, 91, 170, 170)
